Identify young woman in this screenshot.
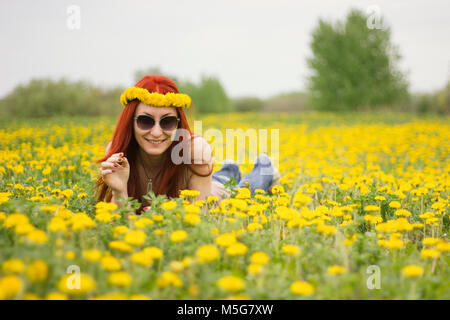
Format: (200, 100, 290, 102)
(95, 75, 280, 214)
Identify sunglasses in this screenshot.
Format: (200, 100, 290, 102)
(133, 115, 180, 131)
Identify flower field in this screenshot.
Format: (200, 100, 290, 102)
(0, 112, 449, 300)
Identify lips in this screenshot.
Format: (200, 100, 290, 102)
(145, 138, 167, 145)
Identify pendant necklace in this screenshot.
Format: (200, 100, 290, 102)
(139, 154, 163, 194)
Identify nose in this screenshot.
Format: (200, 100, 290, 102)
(149, 120, 163, 137)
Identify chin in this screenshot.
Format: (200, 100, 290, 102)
(144, 148, 166, 156)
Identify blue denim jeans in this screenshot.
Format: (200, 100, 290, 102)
(212, 153, 274, 193)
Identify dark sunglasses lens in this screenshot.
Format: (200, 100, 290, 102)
(137, 116, 155, 130)
(160, 116, 178, 130)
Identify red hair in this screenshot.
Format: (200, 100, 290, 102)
(94, 75, 212, 214)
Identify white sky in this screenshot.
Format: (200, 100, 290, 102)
(1, 0, 449, 99)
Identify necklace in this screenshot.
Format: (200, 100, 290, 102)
(139, 154, 164, 194)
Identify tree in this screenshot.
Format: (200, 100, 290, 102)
(179, 75, 234, 114)
(306, 8, 408, 111)
(133, 68, 234, 114)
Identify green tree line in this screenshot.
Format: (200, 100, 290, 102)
(1, 8, 449, 118)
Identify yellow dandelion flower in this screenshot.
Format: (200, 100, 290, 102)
(327, 265, 347, 275)
(2, 259, 25, 274)
(108, 272, 132, 287)
(161, 200, 177, 211)
(389, 201, 401, 209)
(216, 233, 237, 247)
(436, 241, 450, 252)
(143, 247, 163, 260)
(65, 251, 76, 260)
(48, 217, 67, 233)
(4, 213, 29, 228)
(22, 292, 41, 300)
(250, 252, 269, 265)
(124, 230, 146, 246)
(156, 271, 182, 288)
(394, 209, 411, 217)
(317, 224, 337, 235)
(170, 261, 185, 273)
(46, 292, 69, 300)
(134, 218, 153, 229)
(184, 213, 201, 225)
(82, 249, 102, 262)
(421, 249, 440, 259)
(0, 275, 23, 299)
(184, 204, 200, 214)
(290, 281, 314, 296)
(281, 244, 301, 256)
(26, 229, 48, 244)
(247, 263, 263, 275)
(217, 276, 245, 292)
(15, 223, 35, 235)
(170, 230, 188, 243)
(57, 273, 96, 295)
(364, 205, 380, 212)
(109, 240, 133, 252)
(225, 242, 248, 256)
(247, 222, 263, 233)
(402, 265, 424, 277)
(207, 196, 218, 203)
(100, 256, 121, 271)
(129, 294, 151, 300)
(196, 244, 220, 263)
(422, 238, 439, 246)
(131, 251, 153, 267)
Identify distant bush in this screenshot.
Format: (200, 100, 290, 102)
(404, 79, 450, 115)
(412, 93, 437, 114)
(0, 74, 236, 119)
(436, 80, 450, 115)
(261, 91, 309, 112)
(233, 96, 263, 112)
(0, 78, 124, 118)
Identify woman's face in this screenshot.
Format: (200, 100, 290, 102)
(133, 102, 179, 156)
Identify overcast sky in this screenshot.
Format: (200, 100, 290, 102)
(1, 0, 449, 99)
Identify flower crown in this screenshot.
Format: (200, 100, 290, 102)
(120, 87, 192, 108)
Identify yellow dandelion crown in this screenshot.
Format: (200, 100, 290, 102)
(120, 87, 192, 109)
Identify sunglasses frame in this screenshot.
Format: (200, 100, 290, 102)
(133, 114, 180, 131)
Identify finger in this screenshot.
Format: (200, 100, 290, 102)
(108, 152, 124, 159)
(118, 156, 129, 167)
(107, 154, 122, 164)
(107, 155, 117, 163)
(101, 169, 114, 176)
(101, 161, 117, 169)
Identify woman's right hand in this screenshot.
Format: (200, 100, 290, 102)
(100, 152, 130, 194)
